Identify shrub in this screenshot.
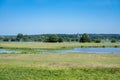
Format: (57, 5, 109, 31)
(111, 39, 116, 43)
(94, 39, 101, 43)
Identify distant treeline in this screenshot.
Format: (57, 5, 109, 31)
(0, 33, 120, 43)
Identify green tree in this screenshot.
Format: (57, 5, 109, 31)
(0, 36, 4, 41)
(17, 33, 23, 39)
(16, 33, 23, 41)
(23, 35, 30, 41)
(3, 37, 10, 42)
(75, 38, 79, 42)
(71, 38, 75, 42)
(66, 38, 71, 42)
(94, 39, 101, 43)
(48, 34, 59, 42)
(11, 37, 17, 42)
(79, 33, 91, 43)
(111, 39, 116, 43)
(58, 37, 63, 43)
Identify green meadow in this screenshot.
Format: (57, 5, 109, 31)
(0, 42, 120, 50)
(0, 42, 120, 80)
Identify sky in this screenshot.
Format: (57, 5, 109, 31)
(0, 0, 120, 35)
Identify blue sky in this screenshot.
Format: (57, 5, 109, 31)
(0, 0, 120, 35)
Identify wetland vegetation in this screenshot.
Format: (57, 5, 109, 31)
(0, 53, 120, 80)
(0, 42, 120, 80)
(0, 32, 120, 80)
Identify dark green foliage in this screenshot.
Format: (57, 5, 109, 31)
(22, 35, 31, 41)
(0, 36, 4, 41)
(111, 39, 116, 43)
(75, 38, 79, 42)
(1, 34, 120, 42)
(11, 38, 16, 42)
(16, 33, 23, 41)
(0, 67, 120, 80)
(71, 38, 76, 42)
(94, 39, 101, 43)
(58, 37, 64, 43)
(67, 38, 71, 42)
(17, 33, 23, 39)
(3, 38, 10, 42)
(79, 33, 91, 43)
(48, 34, 59, 43)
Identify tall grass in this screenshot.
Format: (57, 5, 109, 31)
(0, 53, 120, 68)
(0, 42, 120, 50)
(0, 66, 120, 80)
(0, 42, 120, 80)
(0, 53, 119, 80)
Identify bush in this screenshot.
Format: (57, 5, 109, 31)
(79, 33, 91, 43)
(94, 39, 101, 43)
(48, 34, 59, 43)
(3, 38, 10, 42)
(111, 39, 116, 43)
(58, 37, 64, 43)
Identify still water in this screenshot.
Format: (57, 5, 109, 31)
(55, 48, 120, 54)
(0, 48, 120, 54)
(0, 49, 18, 53)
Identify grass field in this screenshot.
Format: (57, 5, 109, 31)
(0, 53, 120, 80)
(0, 66, 120, 80)
(0, 42, 120, 80)
(0, 42, 120, 50)
(0, 53, 120, 68)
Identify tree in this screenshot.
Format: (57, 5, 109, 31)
(3, 37, 10, 42)
(11, 37, 17, 42)
(16, 33, 23, 41)
(79, 33, 91, 43)
(75, 38, 79, 42)
(111, 39, 116, 43)
(58, 37, 63, 43)
(48, 34, 59, 42)
(66, 38, 71, 42)
(0, 36, 4, 41)
(94, 39, 101, 43)
(17, 33, 23, 39)
(71, 38, 75, 42)
(23, 35, 30, 41)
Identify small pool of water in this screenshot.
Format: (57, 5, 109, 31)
(0, 49, 18, 53)
(0, 48, 120, 54)
(55, 48, 120, 54)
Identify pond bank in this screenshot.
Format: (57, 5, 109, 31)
(0, 42, 120, 50)
(0, 47, 120, 54)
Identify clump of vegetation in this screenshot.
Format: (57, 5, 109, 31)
(47, 34, 59, 42)
(102, 45, 105, 48)
(79, 33, 91, 43)
(0, 53, 120, 80)
(46, 34, 64, 43)
(0, 42, 120, 50)
(3, 38, 10, 42)
(58, 37, 64, 43)
(0, 33, 119, 43)
(94, 39, 101, 43)
(0, 66, 120, 80)
(111, 39, 116, 43)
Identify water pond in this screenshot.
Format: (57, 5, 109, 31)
(0, 48, 120, 54)
(0, 49, 19, 53)
(54, 48, 120, 54)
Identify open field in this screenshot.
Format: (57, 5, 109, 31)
(0, 53, 120, 68)
(0, 42, 120, 50)
(0, 66, 120, 80)
(0, 53, 120, 80)
(0, 42, 120, 80)
(1, 0, 120, 79)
